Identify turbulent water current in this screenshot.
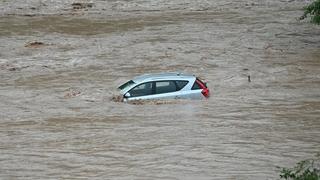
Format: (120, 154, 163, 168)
(0, 0, 320, 179)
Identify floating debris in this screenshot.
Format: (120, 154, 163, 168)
(110, 94, 180, 105)
(111, 95, 123, 102)
(0, 63, 29, 72)
(25, 41, 46, 48)
(64, 88, 81, 98)
(8, 67, 17, 71)
(128, 99, 180, 105)
(71, 3, 93, 10)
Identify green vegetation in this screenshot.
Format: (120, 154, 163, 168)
(300, 0, 320, 24)
(278, 154, 320, 180)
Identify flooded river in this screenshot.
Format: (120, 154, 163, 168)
(1, 0, 320, 179)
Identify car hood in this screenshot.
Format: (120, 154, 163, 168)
(119, 84, 136, 95)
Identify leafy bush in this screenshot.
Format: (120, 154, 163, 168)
(300, 0, 320, 24)
(278, 154, 320, 180)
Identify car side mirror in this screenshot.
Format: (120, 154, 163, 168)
(124, 92, 131, 98)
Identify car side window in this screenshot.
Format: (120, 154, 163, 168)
(155, 81, 177, 94)
(129, 82, 153, 97)
(175, 80, 188, 90)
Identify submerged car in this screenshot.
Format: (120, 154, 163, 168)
(118, 72, 210, 101)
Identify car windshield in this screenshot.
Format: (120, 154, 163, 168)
(118, 80, 135, 90)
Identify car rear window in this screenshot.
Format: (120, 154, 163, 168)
(192, 78, 207, 90)
(192, 81, 201, 90)
(118, 80, 135, 90)
(155, 81, 177, 94)
(175, 80, 188, 90)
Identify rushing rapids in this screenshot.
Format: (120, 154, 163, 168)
(0, 0, 319, 179)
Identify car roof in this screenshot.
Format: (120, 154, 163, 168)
(119, 72, 195, 94)
(132, 72, 195, 84)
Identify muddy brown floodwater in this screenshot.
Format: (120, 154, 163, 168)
(0, 0, 320, 179)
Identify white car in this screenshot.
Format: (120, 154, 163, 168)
(118, 72, 210, 101)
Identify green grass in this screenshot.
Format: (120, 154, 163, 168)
(278, 153, 320, 180)
(301, 0, 320, 24)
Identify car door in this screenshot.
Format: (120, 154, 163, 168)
(173, 80, 191, 99)
(152, 81, 180, 99)
(126, 82, 154, 101)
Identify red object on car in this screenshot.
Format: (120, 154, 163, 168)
(196, 79, 210, 98)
